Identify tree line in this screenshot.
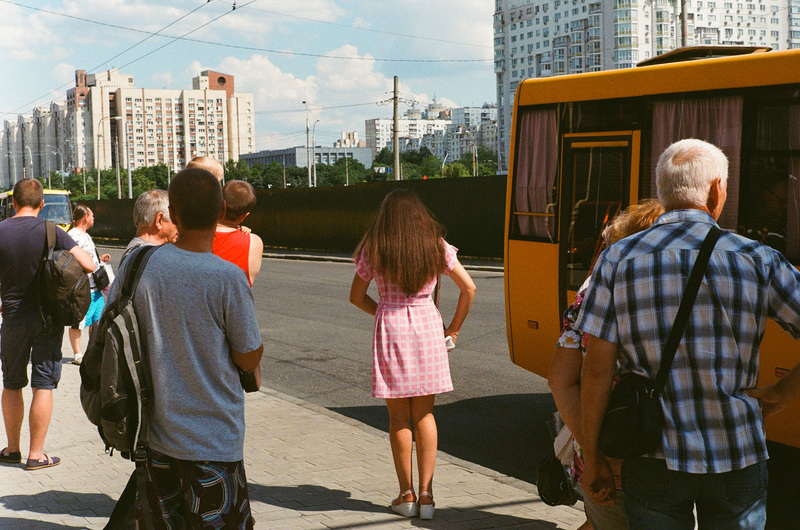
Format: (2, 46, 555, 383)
(33, 146, 498, 201)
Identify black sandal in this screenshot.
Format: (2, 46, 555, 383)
(0, 447, 21, 464)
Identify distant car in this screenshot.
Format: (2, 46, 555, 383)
(0, 189, 73, 230)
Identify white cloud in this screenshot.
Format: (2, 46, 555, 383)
(151, 71, 174, 88)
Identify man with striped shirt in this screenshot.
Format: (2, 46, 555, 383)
(575, 139, 800, 529)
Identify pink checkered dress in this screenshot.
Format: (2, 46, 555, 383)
(355, 240, 458, 398)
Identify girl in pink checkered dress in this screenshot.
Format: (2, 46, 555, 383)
(350, 190, 476, 520)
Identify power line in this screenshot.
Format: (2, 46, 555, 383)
(209, 0, 493, 50)
(0, 1, 489, 63)
(0, 0, 213, 119)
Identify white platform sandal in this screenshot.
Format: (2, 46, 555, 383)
(391, 489, 418, 517)
(418, 491, 435, 520)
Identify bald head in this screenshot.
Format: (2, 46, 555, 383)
(186, 156, 224, 182)
(168, 168, 223, 230)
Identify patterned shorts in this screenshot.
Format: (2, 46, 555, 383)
(135, 448, 254, 529)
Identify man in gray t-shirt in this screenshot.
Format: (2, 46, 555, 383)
(108, 168, 263, 527)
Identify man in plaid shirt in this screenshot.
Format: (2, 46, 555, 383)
(575, 139, 800, 529)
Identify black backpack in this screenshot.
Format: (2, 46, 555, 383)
(79, 244, 159, 460)
(38, 221, 91, 331)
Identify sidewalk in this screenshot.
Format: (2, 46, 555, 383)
(0, 348, 583, 529)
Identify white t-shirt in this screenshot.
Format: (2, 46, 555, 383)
(68, 228, 100, 290)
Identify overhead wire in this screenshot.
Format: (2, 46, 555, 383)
(207, 0, 493, 49)
(0, 0, 213, 119)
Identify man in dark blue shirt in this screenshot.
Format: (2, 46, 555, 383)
(0, 179, 94, 470)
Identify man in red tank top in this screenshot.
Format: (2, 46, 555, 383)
(213, 180, 264, 286)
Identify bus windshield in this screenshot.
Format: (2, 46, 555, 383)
(37, 194, 72, 227)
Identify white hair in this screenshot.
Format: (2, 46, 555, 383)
(656, 139, 728, 210)
(133, 189, 170, 229)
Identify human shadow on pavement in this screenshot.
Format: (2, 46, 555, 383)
(1, 490, 116, 516)
(330, 393, 557, 486)
(0, 518, 87, 529)
(0, 490, 116, 528)
(248, 483, 386, 514)
(247, 484, 557, 529)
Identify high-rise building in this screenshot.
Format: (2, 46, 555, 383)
(494, 0, 800, 172)
(1, 69, 255, 189)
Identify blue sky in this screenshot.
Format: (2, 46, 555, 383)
(1, 0, 495, 151)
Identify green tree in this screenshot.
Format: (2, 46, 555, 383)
(443, 161, 469, 178)
(373, 147, 393, 166)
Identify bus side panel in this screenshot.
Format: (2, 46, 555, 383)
(759, 319, 800, 447)
(506, 239, 561, 377)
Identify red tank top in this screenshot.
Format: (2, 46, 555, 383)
(213, 229, 252, 286)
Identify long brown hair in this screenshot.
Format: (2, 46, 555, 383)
(354, 189, 446, 295)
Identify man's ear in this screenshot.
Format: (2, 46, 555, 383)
(154, 211, 164, 228)
(237, 211, 250, 225)
(706, 177, 725, 220)
(217, 200, 227, 223)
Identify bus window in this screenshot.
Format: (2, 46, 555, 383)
(742, 101, 800, 262)
(512, 107, 558, 240)
(650, 95, 743, 231)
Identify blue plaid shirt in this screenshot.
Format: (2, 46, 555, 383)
(575, 209, 800, 474)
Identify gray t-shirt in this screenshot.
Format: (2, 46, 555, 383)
(121, 236, 151, 263)
(109, 244, 262, 462)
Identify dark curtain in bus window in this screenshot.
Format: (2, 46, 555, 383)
(752, 104, 800, 263)
(650, 96, 742, 231)
(515, 108, 558, 239)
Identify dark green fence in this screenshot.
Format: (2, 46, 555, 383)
(84, 176, 507, 259)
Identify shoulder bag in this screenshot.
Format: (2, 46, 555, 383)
(599, 226, 722, 459)
(92, 249, 114, 291)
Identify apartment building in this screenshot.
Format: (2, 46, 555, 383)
(494, 0, 800, 172)
(1, 69, 255, 189)
(366, 102, 498, 163)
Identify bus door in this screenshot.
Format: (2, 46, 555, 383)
(558, 131, 640, 313)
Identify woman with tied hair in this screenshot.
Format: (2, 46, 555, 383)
(350, 189, 476, 520)
(67, 204, 111, 365)
(548, 199, 664, 530)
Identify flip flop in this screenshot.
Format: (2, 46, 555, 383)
(0, 448, 22, 464)
(25, 454, 60, 471)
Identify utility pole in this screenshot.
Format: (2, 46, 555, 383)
(303, 100, 311, 187)
(680, 0, 688, 47)
(393, 76, 400, 180)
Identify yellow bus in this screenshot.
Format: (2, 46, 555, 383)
(0, 189, 73, 230)
(504, 46, 800, 451)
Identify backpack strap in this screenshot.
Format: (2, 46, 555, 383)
(45, 220, 56, 251)
(37, 221, 59, 329)
(120, 244, 160, 300)
(118, 244, 159, 530)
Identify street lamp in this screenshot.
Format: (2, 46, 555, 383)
(24, 145, 32, 179)
(53, 147, 65, 189)
(303, 101, 311, 187)
(96, 115, 123, 199)
(312, 119, 320, 187)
